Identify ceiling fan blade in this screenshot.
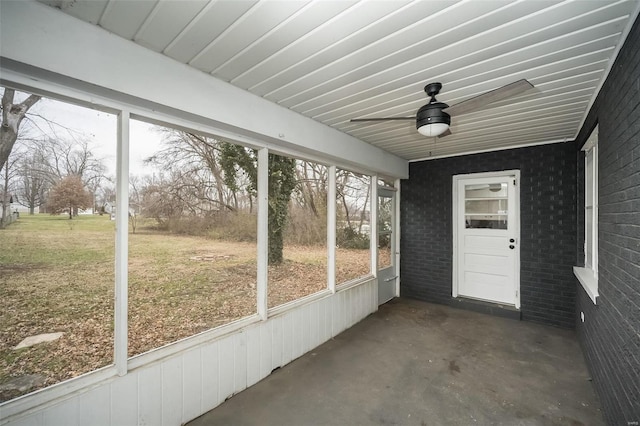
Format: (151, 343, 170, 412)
(445, 79, 533, 116)
(350, 117, 415, 122)
(438, 128, 453, 138)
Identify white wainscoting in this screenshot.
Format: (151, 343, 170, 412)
(2, 280, 377, 426)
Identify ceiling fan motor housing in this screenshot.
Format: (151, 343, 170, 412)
(416, 101, 451, 131)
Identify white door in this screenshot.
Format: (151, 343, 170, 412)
(377, 188, 396, 305)
(454, 172, 520, 307)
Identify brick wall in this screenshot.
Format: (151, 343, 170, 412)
(573, 16, 640, 425)
(401, 142, 577, 328)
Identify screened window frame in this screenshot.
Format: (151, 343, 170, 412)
(0, 78, 391, 413)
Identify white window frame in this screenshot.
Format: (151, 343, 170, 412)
(574, 126, 598, 304)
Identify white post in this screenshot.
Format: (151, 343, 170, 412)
(257, 148, 268, 320)
(370, 176, 378, 277)
(115, 110, 129, 376)
(394, 178, 401, 297)
(327, 166, 336, 293)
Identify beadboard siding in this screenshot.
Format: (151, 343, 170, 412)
(400, 143, 577, 328)
(574, 15, 640, 425)
(1, 280, 377, 426)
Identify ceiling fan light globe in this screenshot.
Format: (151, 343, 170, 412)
(418, 122, 449, 137)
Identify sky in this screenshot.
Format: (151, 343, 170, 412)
(7, 88, 163, 178)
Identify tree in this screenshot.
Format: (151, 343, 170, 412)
(34, 137, 106, 187)
(47, 175, 92, 219)
(147, 129, 240, 213)
(1, 88, 41, 173)
(220, 143, 297, 264)
(27, 137, 106, 215)
(1, 152, 21, 228)
(16, 148, 50, 214)
(293, 161, 328, 218)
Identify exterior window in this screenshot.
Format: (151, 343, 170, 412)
(0, 87, 116, 400)
(574, 126, 598, 303)
(268, 156, 328, 308)
(584, 142, 597, 273)
(127, 119, 257, 357)
(336, 169, 372, 283)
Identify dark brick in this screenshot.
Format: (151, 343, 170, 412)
(400, 141, 577, 329)
(573, 16, 640, 426)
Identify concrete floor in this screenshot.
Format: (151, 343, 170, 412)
(188, 298, 603, 426)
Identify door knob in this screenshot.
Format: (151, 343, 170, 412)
(509, 238, 515, 243)
(509, 245, 515, 249)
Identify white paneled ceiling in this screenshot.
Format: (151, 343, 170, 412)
(39, 0, 640, 161)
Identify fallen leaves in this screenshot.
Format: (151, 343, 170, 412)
(0, 215, 379, 402)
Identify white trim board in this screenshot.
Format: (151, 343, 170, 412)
(0, 1, 408, 179)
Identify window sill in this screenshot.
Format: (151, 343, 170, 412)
(573, 266, 598, 304)
(336, 275, 376, 292)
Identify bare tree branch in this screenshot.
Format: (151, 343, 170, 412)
(1, 88, 42, 171)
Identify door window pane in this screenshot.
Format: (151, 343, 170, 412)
(378, 196, 393, 269)
(465, 183, 508, 229)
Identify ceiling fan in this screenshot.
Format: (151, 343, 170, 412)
(350, 79, 534, 137)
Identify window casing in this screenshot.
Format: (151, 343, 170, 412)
(584, 143, 597, 273)
(574, 126, 598, 304)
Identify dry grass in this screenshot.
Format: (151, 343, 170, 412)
(0, 214, 374, 402)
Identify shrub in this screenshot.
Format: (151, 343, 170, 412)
(208, 212, 257, 242)
(284, 207, 326, 246)
(337, 226, 370, 249)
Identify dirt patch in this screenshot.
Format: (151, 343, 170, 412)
(189, 254, 234, 262)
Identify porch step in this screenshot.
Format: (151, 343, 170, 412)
(448, 297, 521, 321)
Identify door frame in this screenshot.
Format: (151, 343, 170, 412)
(377, 184, 398, 305)
(452, 170, 521, 309)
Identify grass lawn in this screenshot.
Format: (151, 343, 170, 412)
(0, 214, 371, 402)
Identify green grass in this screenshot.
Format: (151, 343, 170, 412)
(0, 213, 369, 402)
(0, 214, 115, 267)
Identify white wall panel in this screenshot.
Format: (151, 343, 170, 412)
(292, 308, 305, 361)
(200, 342, 220, 413)
(233, 332, 248, 395)
(317, 298, 329, 344)
(281, 311, 294, 366)
(217, 337, 235, 403)
(332, 292, 344, 336)
(302, 305, 313, 354)
(182, 350, 203, 423)
(270, 315, 284, 373)
(245, 324, 262, 388)
(4, 413, 42, 426)
(43, 398, 77, 426)
(259, 322, 273, 380)
(110, 372, 138, 426)
(309, 303, 320, 351)
(1, 280, 377, 426)
(78, 386, 110, 426)
(138, 364, 162, 426)
(160, 357, 182, 426)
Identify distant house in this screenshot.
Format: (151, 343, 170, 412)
(6, 194, 30, 214)
(0, 192, 21, 225)
(102, 201, 115, 214)
(105, 202, 137, 220)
